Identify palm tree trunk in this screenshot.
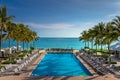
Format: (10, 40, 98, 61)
(108, 43, 111, 63)
(8, 39, 10, 48)
(8, 39, 11, 60)
(101, 39, 103, 51)
(0, 28, 2, 54)
(27, 43, 28, 50)
(92, 41, 93, 49)
(85, 41, 86, 47)
(23, 41, 24, 50)
(96, 44, 97, 56)
(17, 42, 19, 51)
(108, 43, 110, 56)
(33, 41, 35, 48)
(101, 44, 102, 51)
(88, 41, 89, 48)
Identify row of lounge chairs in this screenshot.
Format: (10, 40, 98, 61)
(0, 50, 40, 76)
(79, 51, 108, 75)
(47, 48, 73, 53)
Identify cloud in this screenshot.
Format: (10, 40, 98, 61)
(23, 22, 97, 37)
(25, 22, 74, 30)
(105, 12, 120, 21)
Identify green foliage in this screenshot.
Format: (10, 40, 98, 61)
(101, 54, 109, 59)
(92, 49, 109, 53)
(115, 66, 120, 68)
(105, 61, 117, 64)
(30, 46, 35, 50)
(0, 66, 5, 69)
(84, 46, 89, 49)
(21, 50, 29, 53)
(2, 60, 17, 64)
(18, 53, 26, 59)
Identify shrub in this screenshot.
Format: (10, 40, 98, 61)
(84, 46, 89, 49)
(18, 54, 25, 58)
(2, 60, 17, 64)
(30, 46, 35, 50)
(0, 66, 5, 69)
(96, 55, 102, 57)
(105, 61, 117, 64)
(21, 50, 28, 53)
(17, 54, 26, 59)
(102, 54, 109, 59)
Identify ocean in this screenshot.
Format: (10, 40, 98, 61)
(2, 37, 108, 50)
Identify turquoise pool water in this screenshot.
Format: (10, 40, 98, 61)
(31, 52, 92, 76)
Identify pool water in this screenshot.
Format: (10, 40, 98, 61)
(31, 52, 92, 76)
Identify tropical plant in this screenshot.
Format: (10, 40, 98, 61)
(0, 6, 14, 53)
(79, 30, 88, 48)
(103, 22, 118, 54)
(112, 16, 120, 41)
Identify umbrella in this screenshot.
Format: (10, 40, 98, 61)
(1, 49, 5, 52)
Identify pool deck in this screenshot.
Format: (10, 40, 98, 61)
(0, 50, 119, 80)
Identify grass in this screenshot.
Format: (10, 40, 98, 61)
(105, 61, 117, 64)
(2, 60, 17, 64)
(92, 49, 109, 53)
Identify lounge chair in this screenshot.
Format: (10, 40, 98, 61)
(107, 64, 116, 74)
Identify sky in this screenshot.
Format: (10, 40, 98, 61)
(1, 0, 120, 37)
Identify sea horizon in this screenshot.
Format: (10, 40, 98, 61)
(2, 37, 110, 50)
(39, 37, 78, 38)
(2, 38, 82, 50)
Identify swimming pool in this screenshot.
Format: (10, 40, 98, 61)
(31, 52, 92, 76)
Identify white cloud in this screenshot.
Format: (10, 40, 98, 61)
(107, 13, 120, 19)
(104, 12, 120, 22)
(23, 22, 97, 37)
(25, 22, 74, 30)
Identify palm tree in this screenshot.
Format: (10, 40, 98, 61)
(112, 16, 120, 41)
(96, 22, 105, 51)
(103, 22, 118, 53)
(31, 31, 38, 48)
(20, 25, 29, 50)
(90, 25, 100, 50)
(5, 22, 16, 49)
(0, 6, 14, 53)
(102, 22, 118, 63)
(3, 22, 16, 60)
(12, 23, 22, 51)
(79, 30, 88, 48)
(87, 28, 95, 49)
